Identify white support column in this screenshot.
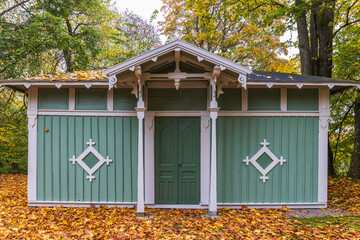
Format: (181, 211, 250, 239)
(136, 109, 145, 216)
(281, 87, 287, 111)
(208, 110, 219, 216)
(107, 88, 113, 111)
(318, 87, 330, 205)
(27, 86, 38, 203)
(69, 88, 75, 110)
(241, 88, 248, 111)
(135, 66, 146, 217)
(144, 112, 155, 204)
(200, 113, 211, 205)
(207, 66, 220, 216)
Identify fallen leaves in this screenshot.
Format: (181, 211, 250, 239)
(0, 174, 359, 239)
(23, 70, 108, 82)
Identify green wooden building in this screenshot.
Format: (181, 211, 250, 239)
(1, 40, 358, 216)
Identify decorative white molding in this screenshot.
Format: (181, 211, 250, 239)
(296, 83, 303, 89)
(55, 83, 62, 89)
(243, 139, 286, 183)
(266, 83, 274, 88)
(129, 66, 135, 71)
(219, 65, 226, 71)
(24, 83, 31, 89)
(174, 78, 181, 90)
(85, 83, 92, 89)
(151, 57, 158, 62)
(108, 75, 117, 90)
(238, 74, 247, 89)
(327, 83, 335, 89)
(69, 139, 113, 182)
(197, 56, 204, 62)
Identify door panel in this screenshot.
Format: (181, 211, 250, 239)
(155, 117, 200, 204)
(155, 118, 178, 204)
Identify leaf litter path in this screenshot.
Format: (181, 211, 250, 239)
(0, 174, 359, 239)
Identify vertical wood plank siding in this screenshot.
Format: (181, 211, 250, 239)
(217, 116, 318, 203)
(37, 116, 138, 202)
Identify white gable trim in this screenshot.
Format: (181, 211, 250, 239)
(104, 40, 252, 77)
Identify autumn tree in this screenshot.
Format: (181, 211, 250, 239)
(286, 0, 360, 177)
(0, 0, 116, 78)
(159, 0, 291, 71)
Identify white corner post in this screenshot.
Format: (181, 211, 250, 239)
(208, 66, 220, 216)
(27, 86, 38, 204)
(318, 87, 330, 205)
(135, 66, 146, 217)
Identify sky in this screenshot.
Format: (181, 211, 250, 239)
(113, 0, 298, 58)
(114, 0, 164, 23)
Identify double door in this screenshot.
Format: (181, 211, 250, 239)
(155, 117, 200, 204)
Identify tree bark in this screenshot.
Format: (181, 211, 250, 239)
(349, 99, 360, 179)
(317, 1, 335, 78)
(295, 0, 313, 75)
(63, 49, 73, 72)
(328, 138, 336, 177)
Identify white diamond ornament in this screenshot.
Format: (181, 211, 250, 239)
(242, 139, 286, 183)
(69, 139, 113, 182)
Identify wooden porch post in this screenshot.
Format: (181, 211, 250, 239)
(208, 66, 220, 216)
(135, 66, 146, 217)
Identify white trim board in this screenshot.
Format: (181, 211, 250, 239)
(29, 201, 326, 209)
(37, 110, 137, 116)
(218, 111, 319, 117)
(105, 40, 252, 76)
(28, 201, 136, 208)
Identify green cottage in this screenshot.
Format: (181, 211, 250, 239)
(1, 40, 358, 216)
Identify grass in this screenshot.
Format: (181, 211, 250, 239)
(293, 216, 360, 231)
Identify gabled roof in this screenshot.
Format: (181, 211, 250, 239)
(104, 40, 252, 77)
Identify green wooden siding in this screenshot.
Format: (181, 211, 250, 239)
(38, 88, 69, 110)
(37, 115, 138, 202)
(248, 88, 281, 111)
(217, 116, 318, 203)
(155, 117, 200, 204)
(218, 88, 242, 110)
(287, 89, 319, 111)
(148, 88, 207, 110)
(113, 88, 137, 110)
(75, 88, 107, 110)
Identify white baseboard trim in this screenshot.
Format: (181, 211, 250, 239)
(28, 201, 326, 209)
(218, 202, 327, 209)
(28, 201, 136, 208)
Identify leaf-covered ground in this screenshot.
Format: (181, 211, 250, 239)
(0, 175, 359, 239)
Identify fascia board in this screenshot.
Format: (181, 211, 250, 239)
(105, 40, 252, 76)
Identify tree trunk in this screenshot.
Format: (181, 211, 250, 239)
(310, 7, 319, 76)
(328, 138, 336, 177)
(63, 49, 73, 72)
(317, 1, 334, 78)
(348, 100, 360, 179)
(295, 0, 312, 75)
